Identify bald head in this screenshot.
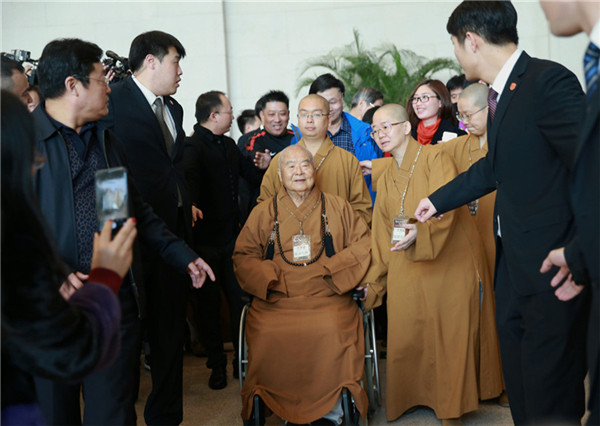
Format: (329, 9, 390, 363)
(297, 94, 330, 140)
(458, 83, 489, 110)
(299, 94, 329, 112)
(373, 103, 409, 123)
(278, 144, 315, 169)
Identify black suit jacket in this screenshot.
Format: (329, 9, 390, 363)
(565, 87, 600, 286)
(429, 51, 587, 295)
(101, 76, 192, 244)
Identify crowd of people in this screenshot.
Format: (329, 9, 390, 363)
(1, 1, 597, 426)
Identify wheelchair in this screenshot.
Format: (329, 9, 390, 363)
(238, 290, 381, 425)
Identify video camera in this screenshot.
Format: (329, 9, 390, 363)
(103, 50, 130, 84)
(1, 49, 39, 86)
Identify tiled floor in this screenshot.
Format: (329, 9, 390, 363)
(134, 343, 517, 425)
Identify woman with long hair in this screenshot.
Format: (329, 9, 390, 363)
(406, 79, 466, 145)
(1, 90, 137, 425)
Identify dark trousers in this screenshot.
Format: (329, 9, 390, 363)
(35, 286, 141, 425)
(494, 241, 589, 425)
(143, 208, 189, 426)
(587, 284, 599, 426)
(191, 241, 245, 369)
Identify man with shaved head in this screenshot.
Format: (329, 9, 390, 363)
(234, 144, 371, 424)
(363, 103, 489, 424)
(258, 94, 372, 225)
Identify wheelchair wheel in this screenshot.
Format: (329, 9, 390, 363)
(363, 310, 381, 414)
(238, 303, 250, 390)
(342, 388, 367, 426)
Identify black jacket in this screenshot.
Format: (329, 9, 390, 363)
(429, 51, 587, 295)
(32, 106, 197, 315)
(184, 124, 261, 249)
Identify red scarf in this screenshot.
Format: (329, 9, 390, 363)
(417, 118, 441, 145)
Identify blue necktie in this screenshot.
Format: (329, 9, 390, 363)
(584, 42, 600, 98)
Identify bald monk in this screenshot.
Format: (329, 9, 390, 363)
(257, 94, 372, 225)
(234, 145, 371, 424)
(363, 104, 489, 425)
(436, 83, 505, 403)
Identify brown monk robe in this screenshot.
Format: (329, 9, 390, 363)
(257, 95, 372, 226)
(234, 145, 371, 424)
(436, 83, 503, 401)
(364, 105, 489, 423)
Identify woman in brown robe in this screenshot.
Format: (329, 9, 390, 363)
(364, 104, 489, 425)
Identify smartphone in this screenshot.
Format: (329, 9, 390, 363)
(95, 167, 129, 232)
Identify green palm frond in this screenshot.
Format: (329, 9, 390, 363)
(296, 30, 461, 108)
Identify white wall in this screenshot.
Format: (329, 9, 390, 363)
(2, 1, 588, 139)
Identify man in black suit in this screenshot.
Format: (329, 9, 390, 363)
(101, 31, 210, 425)
(32, 38, 213, 426)
(538, 2, 599, 425)
(414, 2, 589, 424)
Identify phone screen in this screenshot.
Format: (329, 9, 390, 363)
(95, 167, 129, 231)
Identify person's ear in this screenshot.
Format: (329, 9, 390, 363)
(64, 76, 79, 96)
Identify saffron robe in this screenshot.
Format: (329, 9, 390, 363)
(364, 138, 488, 420)
(436, 134, 504, 400)
(234, 187, 371, 423)
(257, 137, 372, 226)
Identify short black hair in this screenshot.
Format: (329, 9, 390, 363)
(255, 90, 289, 117)
(128, 31, 186, 73)
(37, 38, 102, 99)
(195, 90, 225, 124)
(446, 74, 466, 92)
(361, 105, 381, 125)
(309, 73, 345, 95)
(447, 1, 519, 45)
(237, 109, 259, 134)
(351, 87, 384, 108)
(1, 55, 25, 79)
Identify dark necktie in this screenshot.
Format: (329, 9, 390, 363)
(153, 97, 174, 156)
(584, 41, 600, 98)
(488, 88, 498, 122)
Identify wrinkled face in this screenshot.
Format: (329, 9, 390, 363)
(317, 87, 344, 124)
(371, 108, 406, 153)
(12, 70, 32, 106)
(153, 46, 182, 96)
(457, 97, 487, 137)
(214, 94, 234, 135)
(413, 84, 442, 122)
(78, 62, 111, 121)
(297, 96, 329, 139)
(260, 101, 289, 136)
(278, 147, 315, 194)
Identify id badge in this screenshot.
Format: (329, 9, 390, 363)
(293, 234, 312, 262)
(467, 199, 479, 216)
(391, 215, 409, 244)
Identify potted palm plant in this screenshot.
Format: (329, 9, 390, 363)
(297, 30, 462, 107)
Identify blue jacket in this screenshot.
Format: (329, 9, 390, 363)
(291, 112, 383, 202)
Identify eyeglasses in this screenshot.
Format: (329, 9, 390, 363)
(409, 94, 438, 104)
(73, 74, 110, 87)
(297, 112, 329, 120)
(370, 121, 405, 138)
(456, 105, 487, 122)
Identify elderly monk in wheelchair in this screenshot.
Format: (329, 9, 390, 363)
(233, 145, 371, 425)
